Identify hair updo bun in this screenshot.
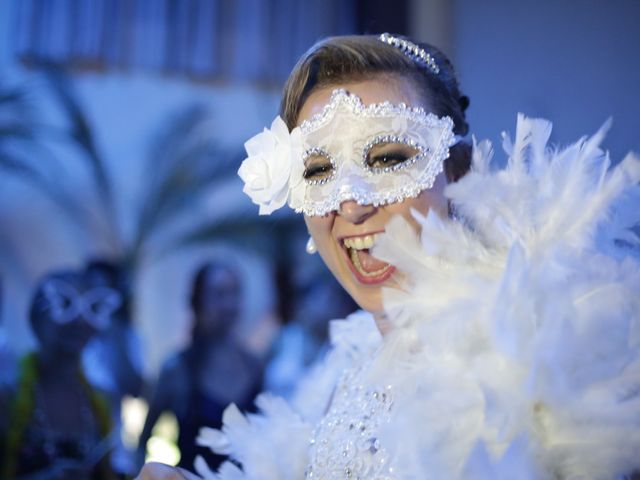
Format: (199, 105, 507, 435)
(458, 95, 470, 113)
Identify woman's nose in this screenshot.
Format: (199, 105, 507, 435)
(337, 200, 377, 224)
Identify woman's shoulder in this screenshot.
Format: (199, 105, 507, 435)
(153, 352, 192, 397)
(160, 351, 188, 376)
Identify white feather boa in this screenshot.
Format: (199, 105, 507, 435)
(194, 114, 640, 479)
(372, 114, 640, 479)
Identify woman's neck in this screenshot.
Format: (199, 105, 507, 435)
(373, 311, 393, 336)
(37, 349, 79, 380)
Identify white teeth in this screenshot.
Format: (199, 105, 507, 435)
(350, 248, 391, 277)
(344, 233, 392, 279)
(343, 234, 378, 250)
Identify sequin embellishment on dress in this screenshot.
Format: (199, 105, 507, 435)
(305, 359, 396, 479)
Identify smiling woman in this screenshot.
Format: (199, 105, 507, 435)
(295, 82, 452, 314)
(138, 34, 640, 480)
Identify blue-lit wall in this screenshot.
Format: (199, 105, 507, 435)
(453, 0, 640, 163)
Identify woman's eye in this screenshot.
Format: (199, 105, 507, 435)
(364, 141, 423, 172)
(303, 149, 335, 183)
(367, 152, 410, 169)
(303, 162, 334, 180)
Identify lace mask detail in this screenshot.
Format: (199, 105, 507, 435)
(293, 89, 455, 216)
(237, 89, 455, 216)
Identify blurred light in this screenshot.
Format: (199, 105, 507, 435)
(146, 413, 180, 466)
(120, 395, 180, 465)
(121, 395, 148, 449)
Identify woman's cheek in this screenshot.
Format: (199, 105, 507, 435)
(400, 176, 448, 223)
(304, 214, 334, 250)
(304, 213, 345, 284)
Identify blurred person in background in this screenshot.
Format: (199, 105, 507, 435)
(136, 260, 262, 472)
(82, 260, 144, 401)
(82, 260, 145, 475)
(0, 268, 121, 479)
(0, 275, 18, 389)
(264, 254, 357, 399)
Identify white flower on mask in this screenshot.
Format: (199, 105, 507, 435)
(238, 116, 304, 215)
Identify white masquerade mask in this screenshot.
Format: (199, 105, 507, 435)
(238, 89, 455, 216)
(41, 279, 122, 331)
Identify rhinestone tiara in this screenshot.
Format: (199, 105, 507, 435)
(379, 32, 440, 75)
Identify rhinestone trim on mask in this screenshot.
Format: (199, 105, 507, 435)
(299, 89, 443, 134)
(303, 147, 337, 186)
(362, 134, 429, 174)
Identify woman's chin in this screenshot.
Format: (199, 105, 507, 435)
(349, 288, 384, 315)
(345, 267, 403, 316)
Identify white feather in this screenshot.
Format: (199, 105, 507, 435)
(371, 114, 640, 478)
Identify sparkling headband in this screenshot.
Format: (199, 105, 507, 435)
(379, 33, 440, 75)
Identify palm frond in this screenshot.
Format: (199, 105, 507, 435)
(0, 84, 34, 117)
(0, 148, 90, 226)
(40, 65, 107, 185)
(131, 104, 241, 257)
(154, 214, 303, 262)
(38, 63, 121, 250)
(0, 73, 120, 251)
(0, 83, 37, 139)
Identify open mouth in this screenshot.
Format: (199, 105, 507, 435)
(342, 233, 395, 284)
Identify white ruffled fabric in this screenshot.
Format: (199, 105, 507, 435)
(194, 311, 380, 479)
(196, 114, 640, 479)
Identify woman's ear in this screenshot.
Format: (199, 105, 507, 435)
(444, 142, 471, 183)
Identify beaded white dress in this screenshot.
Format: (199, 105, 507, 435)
(194, 115, 640, 480)
(304, 319, 393, 480)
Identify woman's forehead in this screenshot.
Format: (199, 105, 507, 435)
(297, 77, 426, 127)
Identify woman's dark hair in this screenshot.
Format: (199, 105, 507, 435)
(280, 34, 471, 182)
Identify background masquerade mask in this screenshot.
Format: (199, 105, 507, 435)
(41, 278, 122, 330)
